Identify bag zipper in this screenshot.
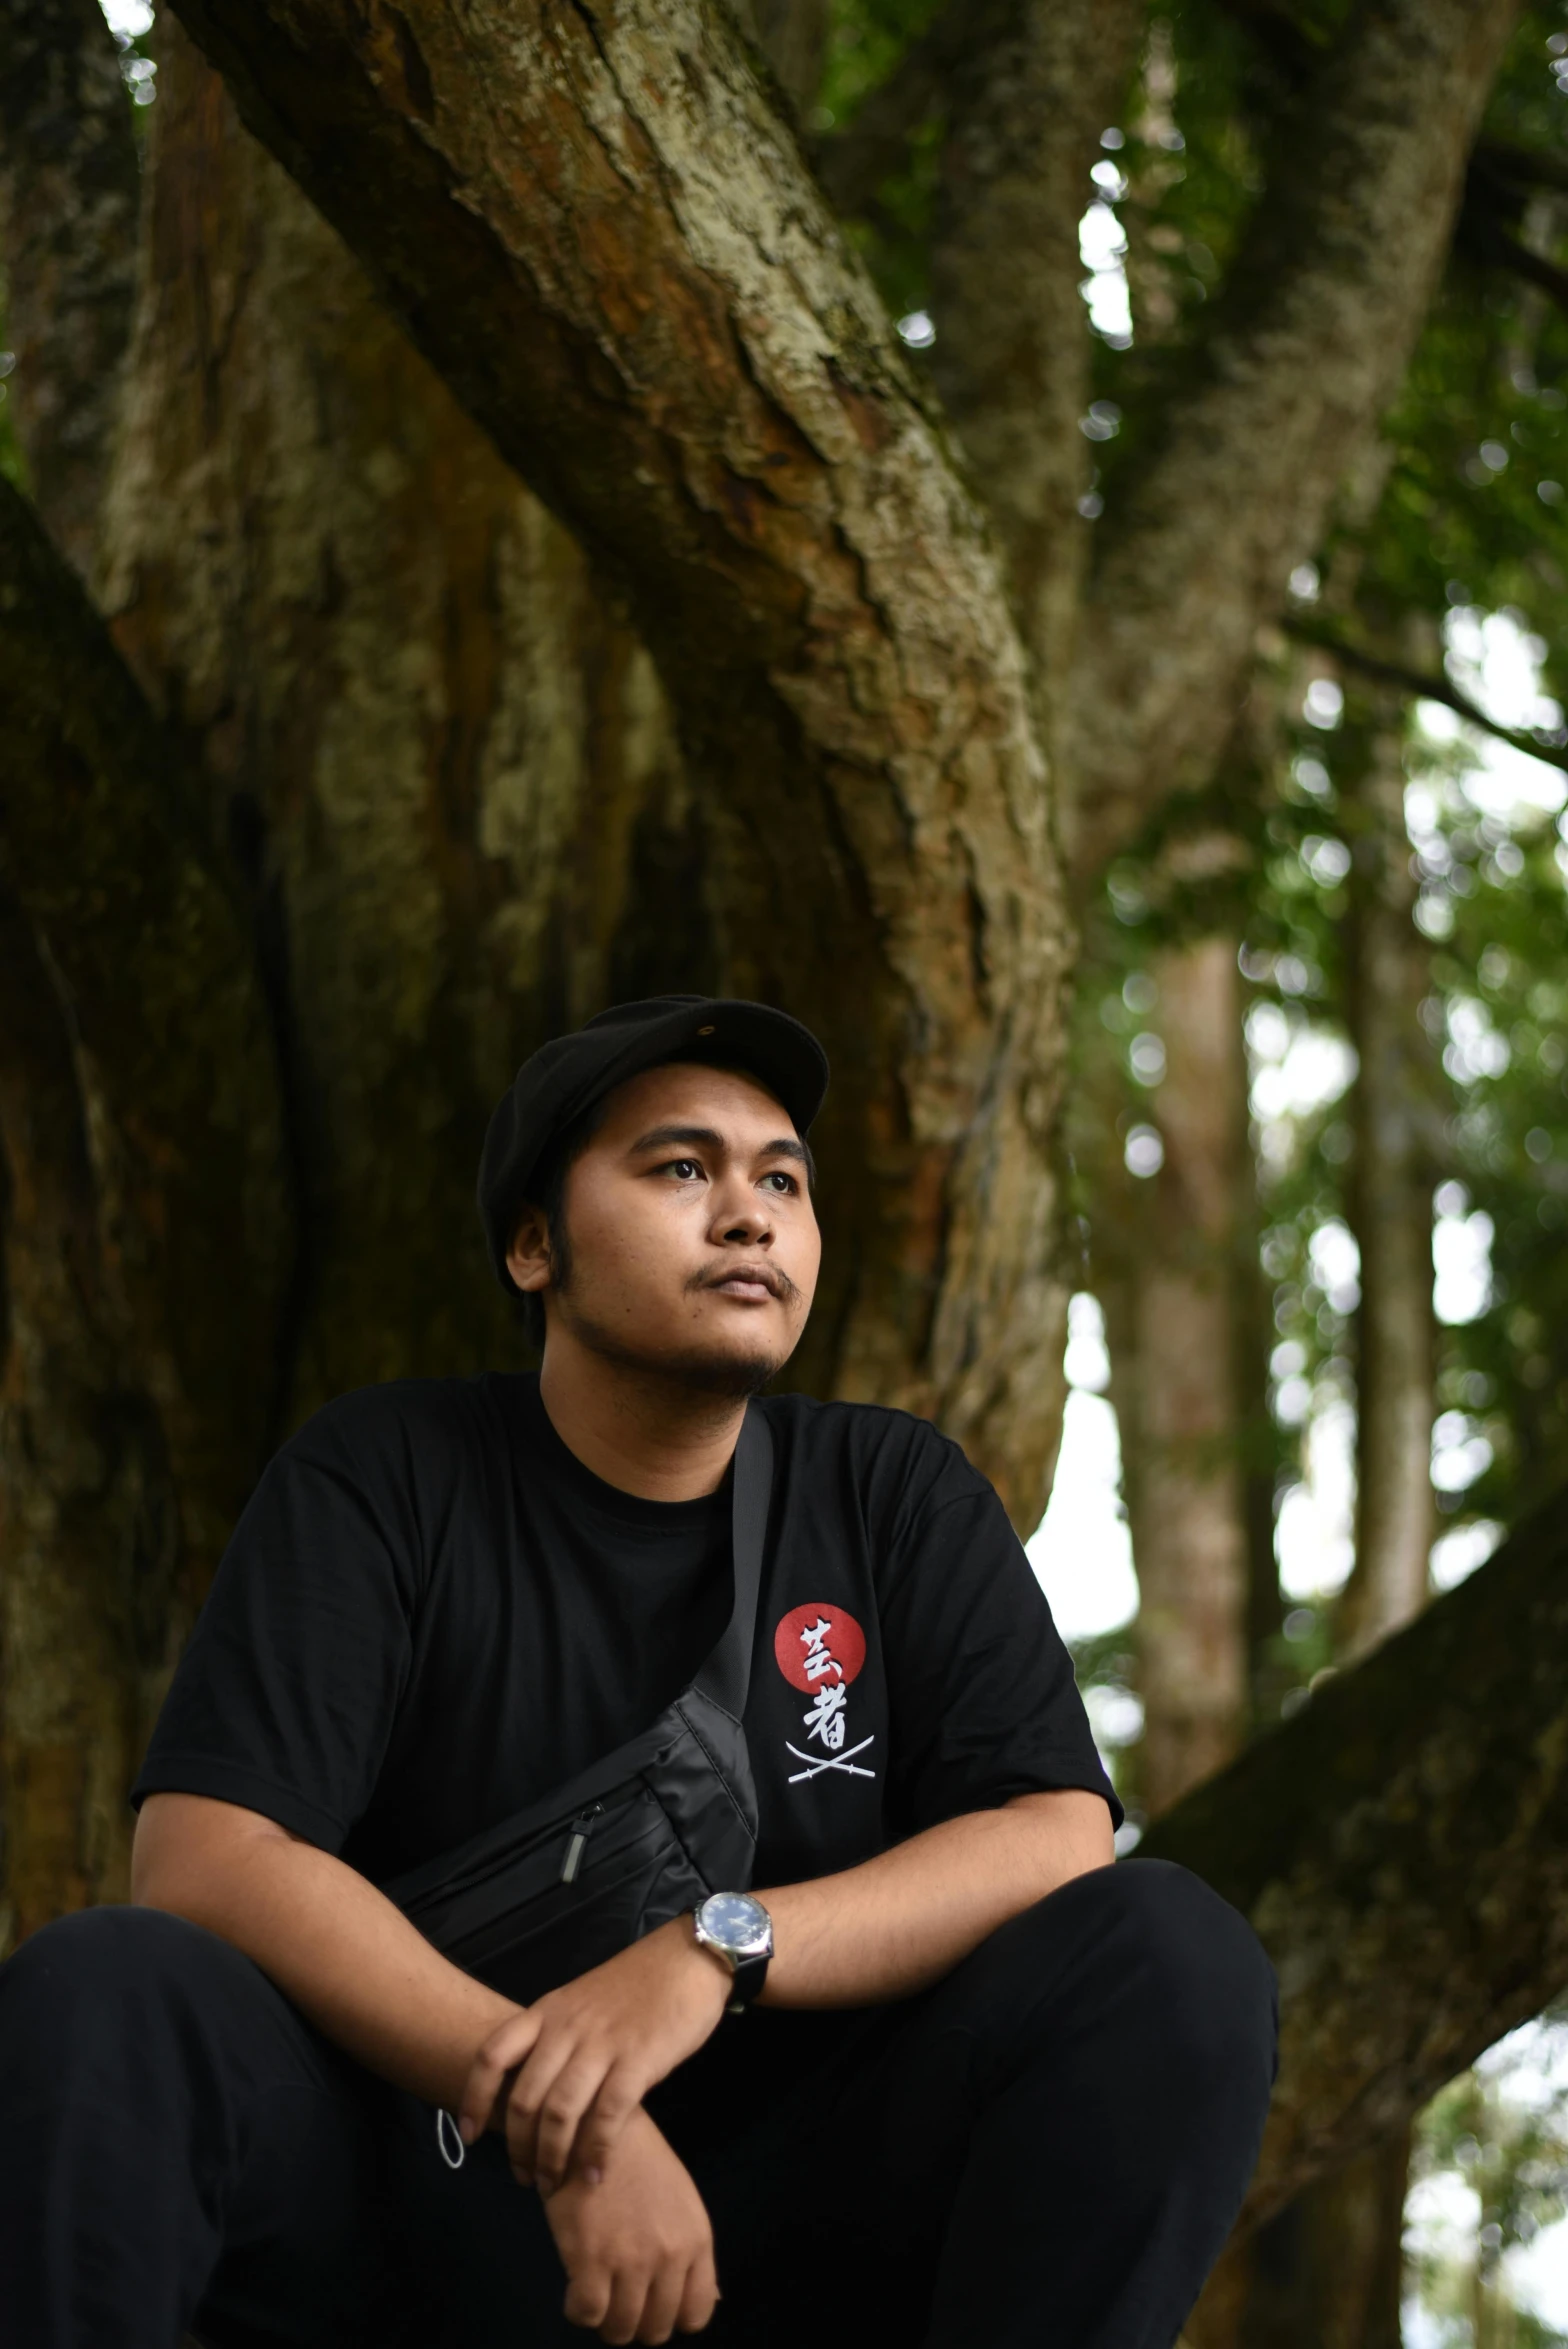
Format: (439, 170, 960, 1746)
(560, 1802, 604, 1885)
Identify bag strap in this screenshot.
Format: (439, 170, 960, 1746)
(690, 1407, 773, 1720)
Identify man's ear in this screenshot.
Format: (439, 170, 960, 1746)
(506, 1202, 552, 1295)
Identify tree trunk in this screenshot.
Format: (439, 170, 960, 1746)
(1194, 698, 1435, 2349)
(0, 473, 289, 1946)
(1142, 1474, 1568, 2229)
(1106, 934, 1253, 1813)
(100, 15, 694, 1432)
(926, 0, 1144, 732)
(1187, 2133, 1407, 2349)
(1339, 698, 1437, 1655)
(0, 892, 178, 1948)
(0, 0, 139, 578)
(1067, 0, 1521, 872)
(1225, 691, 1437, 2349)
(162, 0, 1077, 1520)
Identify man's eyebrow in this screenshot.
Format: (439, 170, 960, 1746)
(627, 1123, 810, 1166)
(627, 1124, 726, 1155)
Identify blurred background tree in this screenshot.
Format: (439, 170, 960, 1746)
(6, 0, 1568, 2336)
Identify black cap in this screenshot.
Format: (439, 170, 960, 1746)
(478, 995, 830, 1294)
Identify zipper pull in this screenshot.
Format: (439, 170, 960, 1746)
(560, 1802, 604, 1885)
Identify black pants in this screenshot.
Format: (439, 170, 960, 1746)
(0, 1860, 1275, 2349)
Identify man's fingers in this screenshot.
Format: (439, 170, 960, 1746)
(505, 2035, 584, 2184)
(634, 2259, 689, 2345)
(563, 2260, 613, 2332)
(457, 2011, 541, 2144)
(677, 2245, 720, 2334)
(577, 2061, 644, 2176)
(531, 2052, 612, 2192)
(598, 2261, 653, 2347)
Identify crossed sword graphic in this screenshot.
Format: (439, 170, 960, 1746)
(786, 1734, 876, 1784)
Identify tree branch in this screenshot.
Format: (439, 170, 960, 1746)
(0, 474, 291, 1553)
(1143, 1482, 1568, 2228)
(0, 0, 140, 576)
(160, 0, 1076, 1517)
(1068, 0, 1523, 878)
(922, 0, 1144, 714)
(1464, 210, 1568, 321)
(1283, 615, 1568, 774)
(1470, 137, 1568, 200)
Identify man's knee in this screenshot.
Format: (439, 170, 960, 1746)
(1083, 1859, 1277, 2104)
(0, 1905, 248, 2074)
(978, 1859, 1276, 2098)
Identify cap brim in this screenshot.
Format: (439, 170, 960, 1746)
(572, 999, 828, 1143)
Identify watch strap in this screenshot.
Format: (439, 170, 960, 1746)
(726, 1946, 770, 2011)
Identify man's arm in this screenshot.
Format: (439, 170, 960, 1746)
(459, 1787, 1114, 2191)
(133, 1794, 721, 2341)
(762, 1784, 1114, 2004)
(132, 1792, 519, 2105)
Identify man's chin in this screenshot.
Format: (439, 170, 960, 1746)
(566, 1310, 785, 1398)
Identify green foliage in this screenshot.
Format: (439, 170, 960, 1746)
(1099, 5, 1568, 1584)
(1410, 2016, 1568, 2348)
(1423, 789, 1568, 1526)
(820, 0, 939, 126)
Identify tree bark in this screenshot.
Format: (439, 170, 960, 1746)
(0, 892, 181, 1950)
(1143, 1476, 1568, 2229)
(1105, 935, 1253, 1813)
(0, 477, 290, 1536)
(1221, 692, 1437, 2349)
(0, 477, 289, 1942)
(0, 0, 140, 578)
(157, 0, 1072, 1520)
(1190, 696, 1432, 2349)
(1339, 700, 1437, 1656)
(1067, 0, 1521, 875)
(99, 17, 693, 1427)
(1188, 2132, 1408, 2349)
(926, 0, 1144, 723)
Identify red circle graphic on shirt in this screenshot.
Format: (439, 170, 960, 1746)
(773, 1602, 867, 1693)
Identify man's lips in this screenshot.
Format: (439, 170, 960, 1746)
(698, 1263, 793, 1303)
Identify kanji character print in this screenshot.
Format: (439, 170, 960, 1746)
(772, 1603, 875, 1786)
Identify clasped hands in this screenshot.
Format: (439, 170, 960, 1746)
(456, 1919, 733, 2343)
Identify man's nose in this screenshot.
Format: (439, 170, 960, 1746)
(712, 1184, 771, 1243)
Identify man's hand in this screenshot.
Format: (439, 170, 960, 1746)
(458, 1918, 730, 2190)
(543, 2105, 719, 2344)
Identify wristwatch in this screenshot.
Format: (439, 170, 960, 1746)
(692, 1891, 774, 2012)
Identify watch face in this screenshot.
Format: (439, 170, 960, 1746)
(698, 1891, 772, 1959)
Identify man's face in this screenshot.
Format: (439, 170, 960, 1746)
(507, 1062, 821, 1391)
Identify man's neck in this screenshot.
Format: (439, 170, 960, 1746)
(537, 1343, 749, 1501)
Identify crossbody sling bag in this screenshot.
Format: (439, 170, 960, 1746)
(382, 1410, 772, 2035)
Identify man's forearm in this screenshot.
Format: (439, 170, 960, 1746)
(755, 1788, 1114, 2009)
(452, 1785, 1116, 2194)
(133, 1793, 515, 2108)
(134, 1783, 1113, 2153)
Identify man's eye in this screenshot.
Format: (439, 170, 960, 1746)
(761, 1171, 798, 1195)
(667, 1159, 703, 1181)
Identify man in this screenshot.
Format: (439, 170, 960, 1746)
(0, 995, 1274, 2348)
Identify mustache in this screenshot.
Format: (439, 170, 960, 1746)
(687, 1260, 801, 1305)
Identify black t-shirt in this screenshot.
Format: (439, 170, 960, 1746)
(135, 1376, 1119, 1887)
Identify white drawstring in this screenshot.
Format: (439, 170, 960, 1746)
(436, 2108, 466, 2170)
